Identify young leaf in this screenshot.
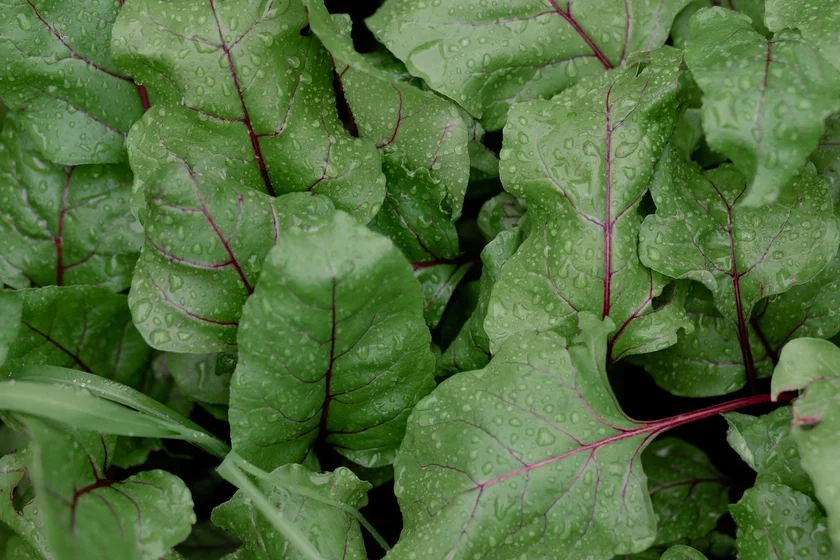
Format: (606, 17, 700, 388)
(772, 338, 840, 550)
(212, 462, 370, 560)
(367, 0, 692, 130)
(765, 0, 840, 71)
(168, 353, 233, 408)
(229, 211, 435, 470)
(129, 162, 334, 353)
(0, 0, 147, 165)
(643, 438, 729, 545)
(477, 193, 527, 243)
(725, 407, 813, 497)
(112, 0, 385, 222)
(485, 48, 692, 362)
(670, 0, 767, 47)
(731, 482, 834, 559)
(0, 113, 141, 291)
(1, 286, 152, 388)
(812, 115, 840, 203)
(0, 450, 49, 558)
(660, 545, 708, 560)
(21, 418, 195, 560)
(685, 8, 840, 206)
(0, 291, 22, 368)
(639, 149, 840, 393)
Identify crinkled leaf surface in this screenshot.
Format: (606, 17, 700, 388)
(438, 228, 522, 377)
(765, 0, 840, 71)
(731, 482, 834, 560)
(772, 338, 840, 550)
(129, 162, 334, 353)
(20, 418, 194, 560)
(685, 8, 840, 206)
(0, 0, 147, 165)
(812, 115, 840, 203)
(367, 0, 692, 130)
(211, 464, 369, 560)
(643, 438, 729, 545)
(391, 316, 670, 559)
(670, 0, 767, 47)
(1, 286, 151, 387)
(477, 192, 527, 242)
(725, 407, 813, 497)
(486, 48, 692, 362)
(639, 149, 840, 391)
(660, 545, 708, 560)
(306, 6, 473, 326)
(0, 113, 142, 291)
(230, 211, 435, 470)
(168, 352, 232, 407)
(113, 0, 384, 222)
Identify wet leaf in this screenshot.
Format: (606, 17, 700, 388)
(766, 0, 840, 71)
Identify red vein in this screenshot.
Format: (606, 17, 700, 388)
(208, 0, 274, 196)
(546, 0, 613, 69)
(54, 168, 74, 286)
(376, 85, 405, 149)
(22, 320, 93, 373)
(317, 276, 338, 442)
(602, 85, 615, 320)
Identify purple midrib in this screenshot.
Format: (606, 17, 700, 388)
(546, 0, 613, 69)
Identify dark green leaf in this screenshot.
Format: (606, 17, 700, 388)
(812, 115, 840, 204)
(168, 353, 232, 407)
(660, 545, 708, 560)
(477, 193, 527, 242)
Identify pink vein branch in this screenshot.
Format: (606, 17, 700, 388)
(546, 0, 613, 69)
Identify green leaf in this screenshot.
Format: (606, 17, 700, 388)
(486, 48, 692, 362)
(438, 228, 522, 377)
(725, 407, 814, 497)
(660, 545, 708, 560)
(3, 535, 42, 560)
(168, 353, 233, 407)
(0, 113, 141, 291)
(685, 7, 840, 206)
(772, 338, 840, 550)
(765, 0, 840, 71)
(477, 193, 527, 243)
(128, 162, 334, 353)
(670, 0, 767, 47)
(212, 462, 369, 560)
(731, 482, 834, 559)
(112, 0, 384, 222)
(0, 450, 49, 558)
(229, 211, 435, 470)
(639, 149, 840, 393)
(812, 114, 840, 204)
(0, 0, 147, 165)
(0, 291, 22, 368)
(367, 0, 692, 130)
(21, 418, 195, 560)
(643, 438, 729, 545)
(391, 315, 665, 559)
(1, 286, 152, 388)
(176, 522, 240, 560)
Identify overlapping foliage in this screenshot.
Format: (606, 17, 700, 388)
(1, 1, 840, 559)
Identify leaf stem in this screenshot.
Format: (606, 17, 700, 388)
(639, 391, 793, 433)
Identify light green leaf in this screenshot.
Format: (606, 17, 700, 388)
(112, 0, 384, 222)
(438, 228, 522, 377)
(639, 149, 839, 393)
(660, 545, 708, 560)
(168, 352, 233, 407)
(772, 338, 840, 550)
(128, 162, 334, 353)
(486, 48, 692, 362)
(731, 482, 834, 559)
(367, 0, 692, 130)
(765, 0, 840, 71)
(0, 450, 48, 558)
(391, 316, 665, 559)
(4, 535, 42, 560)
(0, 291, 22, 368)
(725, 407, 813, 497)
(229, 211, 435, 470)
(812, 114, 840, 204)
(212, 463, 369, 560)
(670, 0, 767, 47)
(0, 0, 147, 165)
(685, 7, 840, 206)
(477, 192, 527, 243)
(1, 286, 152, 388)
(22, 418, 195, 560)
(643, 438, 729, 545)
(0, 113, 141, 291)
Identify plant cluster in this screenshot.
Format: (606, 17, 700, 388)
(0, 0, 839, 559)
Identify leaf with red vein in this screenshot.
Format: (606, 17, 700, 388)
(12, 418, 194, 560)
(685, 8, 840, 207)
(367, 0, 692, 130)
(0, 113, 142, 292)
(639, 148, 839, 394)
(485, 48, 691, 362)
(811, 114, 840, 202)
(0, 0, 147, 165)
(670, 0, 768, 47)
(642, 438, 729, 545)
(766, 0, 840, 72)
(391, 313, 775, 559)
(0, 286, 151, 389)
(129, 162, 334, 353)
(229, 211, 435, 471)
(212, 463, 369, 560)
(112, 0, 385, 223)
